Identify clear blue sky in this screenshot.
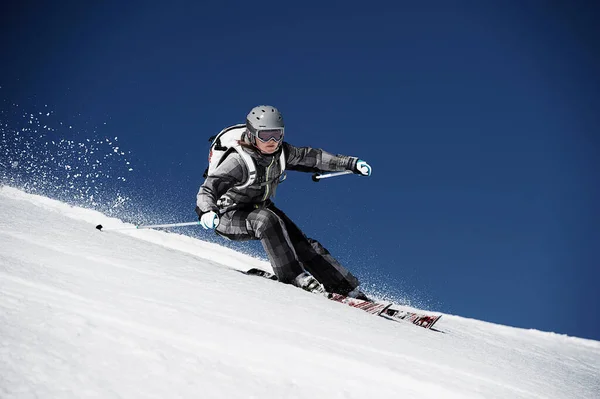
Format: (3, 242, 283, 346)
(1, 1, 598, 340)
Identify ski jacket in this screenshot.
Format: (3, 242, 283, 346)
(196, 134, 358, 215)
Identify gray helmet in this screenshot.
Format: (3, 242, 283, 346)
(246, 105, 284, 145)
(246, 105, 284, 129)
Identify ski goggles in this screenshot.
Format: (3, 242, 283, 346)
(247, 122, 285, 143)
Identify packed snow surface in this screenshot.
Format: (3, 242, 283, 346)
(1, 186, 598, 398)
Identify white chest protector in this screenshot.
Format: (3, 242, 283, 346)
(204, 124, 286, 189)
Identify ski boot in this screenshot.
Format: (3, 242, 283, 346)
(293, 272, 326, 295)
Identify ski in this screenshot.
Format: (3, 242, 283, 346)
(380, 307, 442, 329)
(243, 268, 441, 329)
(326, 293, 391, 315)
(245, 267, 278, 280)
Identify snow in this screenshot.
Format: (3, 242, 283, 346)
(1, 186, 599, 399)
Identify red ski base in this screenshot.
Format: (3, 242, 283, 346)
(327, 293, 391, 315)
(380, 307, 442, 329)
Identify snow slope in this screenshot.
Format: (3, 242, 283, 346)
(1, 186, 598, 399)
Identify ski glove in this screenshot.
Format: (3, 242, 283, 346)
(199, 211, 220, 230)
(355, 160, 372, 176)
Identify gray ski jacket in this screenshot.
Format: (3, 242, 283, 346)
(196, 138, 358, 215)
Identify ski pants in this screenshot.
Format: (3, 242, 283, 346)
(215, 203, 360, 295)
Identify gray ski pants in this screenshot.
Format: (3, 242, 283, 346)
(215, 203, 360, 295)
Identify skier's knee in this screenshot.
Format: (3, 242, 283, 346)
(308, 238, 330, 255)
(252, 210, 283, 239)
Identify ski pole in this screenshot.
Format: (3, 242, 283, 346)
(312, 170, 354, 182)
(96, 221, 200, 231)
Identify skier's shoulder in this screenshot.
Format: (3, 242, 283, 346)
(280, 141, 319, 160)
(281, 141, 296, 156)
(216, 148, 246, 171)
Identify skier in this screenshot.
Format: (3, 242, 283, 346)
(195, 105, 372, 298)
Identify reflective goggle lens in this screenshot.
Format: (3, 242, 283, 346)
(256, 128, 284, 143)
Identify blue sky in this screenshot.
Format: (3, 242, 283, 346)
(1, 1, 598, 340)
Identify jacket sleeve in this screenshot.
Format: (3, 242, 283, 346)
(196, 153, 247, 214)
(282, 142, 358, 173)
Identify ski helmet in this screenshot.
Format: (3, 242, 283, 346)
(245, 105, 284, 146)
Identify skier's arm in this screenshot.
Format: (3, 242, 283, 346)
(282, 142, 358, 173)
(196, 154, 246, 214)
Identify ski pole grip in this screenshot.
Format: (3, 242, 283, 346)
(312, 173, 320, 182)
